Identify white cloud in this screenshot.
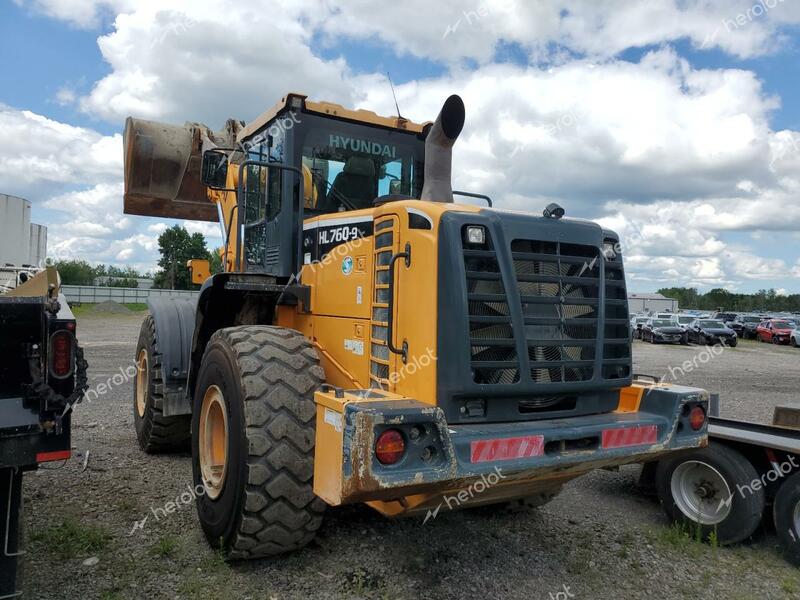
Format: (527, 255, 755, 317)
(6, 1, 800, 290)
(0, 105, 122, 190)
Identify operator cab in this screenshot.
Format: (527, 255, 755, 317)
(234, 94, 427, 275)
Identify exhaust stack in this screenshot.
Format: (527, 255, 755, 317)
(420, 95, 465, 203)
(123, 117, 241, 222)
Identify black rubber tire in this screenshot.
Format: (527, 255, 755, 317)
(792, 337, 799, 348)
(774, 470, 800, 566)
(192, 326, 327, 559)
(133, 315, 191, 453)
(655, 442, 765, 544)
(680, 334, 689, 346)
(728, 338, 738, 348)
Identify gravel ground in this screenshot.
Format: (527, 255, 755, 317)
(21, 314, 800, 600)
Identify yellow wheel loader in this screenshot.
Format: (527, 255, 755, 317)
(124, 92, 709, 559)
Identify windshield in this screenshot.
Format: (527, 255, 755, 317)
(651, 320, 673, 327)
(742, 317, 760, 323)
(772, 321, 795, 329)
(699, 320, 725, 328)
(676, 316, 694, 324)
(300, 121, 422, 213)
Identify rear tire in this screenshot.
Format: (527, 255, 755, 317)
(655, 443, 764, 544)
(773, 470, 800, 566)
(133, 315, 191, 453)
(192, 326, 327, 559)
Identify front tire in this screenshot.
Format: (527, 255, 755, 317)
(133, 315, 191, 453)
(192, 326, 327, 559)
(774, 470, 800, 566)
(655, 443, 764, 544)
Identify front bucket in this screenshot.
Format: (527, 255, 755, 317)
(123, 117, 240, 222)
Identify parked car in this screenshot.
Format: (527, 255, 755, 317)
(630, 316, 649, 339)
(670, 314, 696, 331)
(641, 318, 687, 344)
(756, 319, 797, 345)
(687, 319, 738, 347)
(791, 327, 800, 348)
(713, 312, 739, 324)
(733, 314, 763, 340)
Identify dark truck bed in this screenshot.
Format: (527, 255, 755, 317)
(0, 291, 87, 598)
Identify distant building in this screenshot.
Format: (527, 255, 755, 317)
(628, 292, 679, 314)
(0, 194, 47, 267)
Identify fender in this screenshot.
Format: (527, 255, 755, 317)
(146, 297, 196, 416)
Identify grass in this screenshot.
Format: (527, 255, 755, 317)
(653, 522, 712, 558)
(150, 536, 179, 558)
(70, 302, 147, 316)
(30, 517, 112, 559)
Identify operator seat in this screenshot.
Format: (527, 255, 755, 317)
(321, 157, 376, 211)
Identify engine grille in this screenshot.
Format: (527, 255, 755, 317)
(462, 235, 630, 386)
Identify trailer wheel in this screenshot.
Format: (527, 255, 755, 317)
(191, 326, 327, 559)
(133, 315, 191, 453)
(655, 442, 764, 544)
(773, 470, 800, 566)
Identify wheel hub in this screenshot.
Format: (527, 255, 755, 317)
(671, 460, 732, 525)
(199, 385, 229, 500)
(135, 349, 148, 418)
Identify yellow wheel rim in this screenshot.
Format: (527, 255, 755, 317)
(135, 348, 148, 418)
(199, 385, 229, 500)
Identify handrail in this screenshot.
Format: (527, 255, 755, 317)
(453, 190, 493, 207)
(387, 242, 411, 362)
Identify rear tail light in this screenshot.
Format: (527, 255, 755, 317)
(375, 429, 405, 465)
(689, 405, 706, 431)
(50, 330, 75, 378)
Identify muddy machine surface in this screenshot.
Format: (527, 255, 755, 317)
(124, 92, 710, 559)
(0, 268, 87, 597)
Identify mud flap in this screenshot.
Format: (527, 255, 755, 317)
(146, 297, 196, 416)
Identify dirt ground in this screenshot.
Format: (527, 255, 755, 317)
(21, 314, 800, 599)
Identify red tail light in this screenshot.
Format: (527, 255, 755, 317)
(689, 405, 706, 431)
(375, 429, 405, 465)
(50, 330, 74, 378)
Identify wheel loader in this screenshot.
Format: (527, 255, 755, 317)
(124, 92, 710, 559)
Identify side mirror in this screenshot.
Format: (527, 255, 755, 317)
(202, 150, 229, 189)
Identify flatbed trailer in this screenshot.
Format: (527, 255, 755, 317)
(651, 395, 800, 565)
(0, 269, 87, 598)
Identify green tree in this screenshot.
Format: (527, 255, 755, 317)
(209, 247, 224, 275)
(49, 259, 102, 285)
(153, 225, 210, 290)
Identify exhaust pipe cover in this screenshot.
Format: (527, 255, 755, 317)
(420, 95, 465, 203)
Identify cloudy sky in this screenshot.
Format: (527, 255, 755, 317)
(1, 0, 799, 292)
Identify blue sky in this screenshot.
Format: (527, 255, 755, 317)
(1, 0, 799, 293)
